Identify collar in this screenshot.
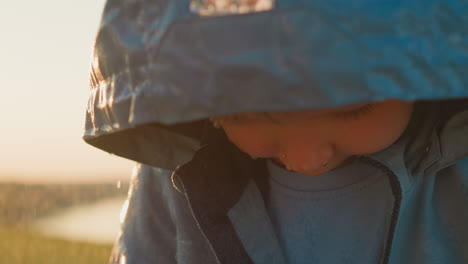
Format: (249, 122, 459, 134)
(174, 139, 265, 264)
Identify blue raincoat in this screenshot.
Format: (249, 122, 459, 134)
(84, 0, 468, 263)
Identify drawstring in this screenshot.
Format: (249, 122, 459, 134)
(359, 156, 403, 264)
(171, 168, 185, 194)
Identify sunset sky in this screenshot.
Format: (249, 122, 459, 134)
(0, 1, 134, 182)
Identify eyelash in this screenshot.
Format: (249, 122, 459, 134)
(213, 104, 376, 125)
(334, 104, 375, 120)
(214, 112, 278, 124)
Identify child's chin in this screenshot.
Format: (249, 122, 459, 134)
(300, 167, 330, 177)
(299, 157, 354, 176)
(277, 161, 338, 176)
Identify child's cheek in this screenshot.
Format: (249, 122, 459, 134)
(336, 101, 414, 155)
(222, 123, 278, 159)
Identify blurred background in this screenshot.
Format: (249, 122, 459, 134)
(0, 1, 135, 263)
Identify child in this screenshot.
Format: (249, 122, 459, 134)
(84, 1, 468, 263)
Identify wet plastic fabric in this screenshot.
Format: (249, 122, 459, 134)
(83, 1, 468, 264)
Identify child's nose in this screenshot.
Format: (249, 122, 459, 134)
(316, 144, 335, 167)
(280, 143, 335, 173)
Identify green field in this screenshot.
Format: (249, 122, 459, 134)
(0, 227, 113, 264)
(0, 182, 128, 264)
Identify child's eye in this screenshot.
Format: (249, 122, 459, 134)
(216, 112, 281, 125)
(333, 104, 375, 120)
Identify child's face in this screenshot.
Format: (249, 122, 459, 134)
(212, 100, 414, 176)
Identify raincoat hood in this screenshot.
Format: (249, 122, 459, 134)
(84, 0, 468, 170)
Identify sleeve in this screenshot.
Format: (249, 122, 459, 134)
(109, 165, 178, 264)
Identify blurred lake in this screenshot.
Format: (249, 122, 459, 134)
(33, 196, 127, 244)
(0, 182, 129, 246)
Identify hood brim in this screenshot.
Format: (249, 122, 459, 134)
(84, 1, 468, 170)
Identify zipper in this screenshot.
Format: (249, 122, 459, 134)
(359, 156, 403, 264)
